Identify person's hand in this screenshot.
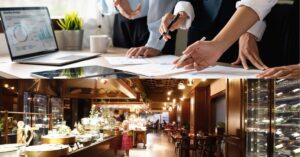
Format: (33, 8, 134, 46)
(257, 64, 300, 79)
(159, 12, 189, 41)
(232, 32, 268, 70)
(114, 0, 141, 20)
(126, 47, 160, 58)
(173, 40, 224, 70)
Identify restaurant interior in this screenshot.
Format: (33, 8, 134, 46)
(0, 79, 299, 157)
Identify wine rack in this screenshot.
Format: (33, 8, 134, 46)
(245, 79, 271, 157)
(274, 79, 300, 157)
(245, 79, 300, 157)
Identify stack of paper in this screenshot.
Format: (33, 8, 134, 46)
(172, 65, 262, 78)
(104, 55, 178, 65)
(104, 56, 262, 78)
(115, 63, 192, 77)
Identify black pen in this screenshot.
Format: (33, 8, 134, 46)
(159, 13, 180, 40)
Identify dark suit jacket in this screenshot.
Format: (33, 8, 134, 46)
(180, 0, 239, 63)
(180, 0, 238, 31)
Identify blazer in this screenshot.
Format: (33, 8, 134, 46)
(179, 0, 238, 31)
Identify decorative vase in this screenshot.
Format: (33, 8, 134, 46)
(61, 30, 84, 50)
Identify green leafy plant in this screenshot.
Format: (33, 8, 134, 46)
(57, 11, 83, 30)
(90, 105, 100, 118)
(216, 122, 225, 128)
(0, 118, 3, 133)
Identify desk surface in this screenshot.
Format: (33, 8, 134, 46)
(0, 48, 130, 78)
(0, 47, 256, 79)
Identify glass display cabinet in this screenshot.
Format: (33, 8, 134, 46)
(274, 79, 300, 157)
(50, 97, 63, 128)
(245, 79, 272, 157)
(23, 92, 49, 144)
(245, 79, 300, 157)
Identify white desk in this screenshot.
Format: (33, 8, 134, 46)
(0, 47, 260, 78)
(0, 48, 130, 78)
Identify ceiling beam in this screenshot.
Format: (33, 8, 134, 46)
(109, 79, 137, 99)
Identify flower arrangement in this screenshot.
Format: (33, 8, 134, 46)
(89, 105, 100, 118)
(57, 125, 71, 135)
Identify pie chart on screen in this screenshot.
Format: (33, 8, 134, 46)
(13, 24, 28, 42)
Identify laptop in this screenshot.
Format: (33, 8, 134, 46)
(0, 7, 99, 66)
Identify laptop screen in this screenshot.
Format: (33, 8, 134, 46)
(0, 7, 58, 59)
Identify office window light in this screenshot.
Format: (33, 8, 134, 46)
(0, 0, 99, 19)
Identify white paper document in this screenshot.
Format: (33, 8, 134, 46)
(115, 63, 192, 77)
(172, 65, 262, 78)
(104, 55, 178, 65)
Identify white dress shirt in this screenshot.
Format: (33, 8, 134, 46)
(174, 0, 278, 41)
(98, 0, 177, 51)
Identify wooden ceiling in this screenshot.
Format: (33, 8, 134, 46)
(140, 79, 186, 101)
(0, 79, 217, 110)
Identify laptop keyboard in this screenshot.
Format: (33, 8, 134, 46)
(57, 55, 86, 60)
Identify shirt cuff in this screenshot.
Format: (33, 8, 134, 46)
(145, 33, 166, 51)
(173, 1, 195, 30)
(247, 20, 266, 41)
(236, 0, 277, 20)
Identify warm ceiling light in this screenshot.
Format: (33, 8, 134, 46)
(178, 82, 186, 90)
(173, 98, 176, 103)
(164, 102, 167, 107)
(168, 107, 173, 112)
(163, 107, 166, 110)
(4, 84, 9, 88)
(167, 97, 170, 101)
(172, 104, 176, 108)
(10, 86, 15, 90)
(167, 90, 172, 96)
(187, 79, 193, 86)
(201, 78, 207, 82)
(180, 97, 185, 101)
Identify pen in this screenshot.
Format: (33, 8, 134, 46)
(159, 13, 180, 40)
(172, 37, 206, 70)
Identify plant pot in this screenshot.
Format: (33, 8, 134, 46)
(61, 30, 84, 50)
(216, 127, 225, 135)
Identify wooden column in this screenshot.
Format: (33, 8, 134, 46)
(225, 79, 245, 157)
(180, 99, 190, 128)
(169, 108, 177, 123)
(190, 85, 211, 134)
(3, 111, 8, 144)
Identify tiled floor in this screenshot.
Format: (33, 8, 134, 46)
(129, 132, 177, 157)
(113, 131, 177, 157)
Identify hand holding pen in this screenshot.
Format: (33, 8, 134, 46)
(159, 12, 189, 41)
(173, 37, 225, 71)
(172, 37, 206, 70)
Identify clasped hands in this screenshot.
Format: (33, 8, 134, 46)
(114, 0, 141, 20)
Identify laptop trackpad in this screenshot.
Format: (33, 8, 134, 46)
(57, 55, 86, 60)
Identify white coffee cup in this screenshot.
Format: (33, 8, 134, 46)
(90, 35, 111, 53)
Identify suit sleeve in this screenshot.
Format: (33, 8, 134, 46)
(145, 0, 177, 51)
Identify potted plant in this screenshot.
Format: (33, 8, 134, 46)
(57, 11, 84, 50)
(0, 118, 3, 143)
(216, 122, 225, 135)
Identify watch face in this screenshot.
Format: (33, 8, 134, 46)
(31, 65, 138, 79)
